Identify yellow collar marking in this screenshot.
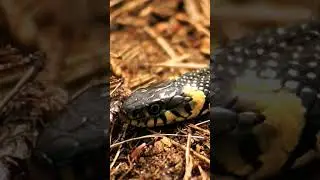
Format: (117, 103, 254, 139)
(182, 86, 206, 119)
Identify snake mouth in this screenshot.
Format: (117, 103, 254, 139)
(129, 116, 166, 127)
(120, 107, 160, 127)
(126, 109, 192, 127)
(121, 108, 178, 127)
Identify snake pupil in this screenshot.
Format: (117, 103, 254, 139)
(149, 104, 161, 115)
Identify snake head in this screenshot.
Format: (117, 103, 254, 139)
(122, 77, 209, 127)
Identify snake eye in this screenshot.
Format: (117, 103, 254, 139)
(148, 103, 161, 115)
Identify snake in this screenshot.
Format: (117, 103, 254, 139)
(122, 68, 262, 130)
(122, 20, 320, 179)
(122, 69, 211, 127)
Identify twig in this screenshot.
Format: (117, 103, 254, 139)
(200, 0, 210, 20)
(191, 21, 210, 37)
(110, 0, 150, 22)
(184, 0, 203, 22)
(110, 163, 122, 176)
(153, 62, 208, 69)
(110, 145, 122, 169)
(116, 43, 139, 59)
(151, 54, 192, 75)
(171, 139, 210, 164)
(198, 165, 210, 180)
(195, 120, 210, 126)
(0, 71, 24, 87)
(157, 54, 191, 65)
(176, 14, 209, 37)
(121, 45, 141, 61)
(110, 77, 123, 89)
(110, 52, 120, 58)
(119, 155, 134, 180)
(188, 124, 210, 135)
(2, 49, 106, 89)
(71, 79, 108, 101)
(0, 56, 33, 71)
(110, 80, 123, 96)
(110, 134, 205, 149)
(0, 59, 42, 113)
(183, 133, 193, 180)
(110, 0, 124, 8)
(144, 26, 179, 59)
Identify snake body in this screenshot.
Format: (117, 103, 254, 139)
(213, 20, 320, 179)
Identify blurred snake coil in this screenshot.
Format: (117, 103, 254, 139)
(212, 20, 320, 179)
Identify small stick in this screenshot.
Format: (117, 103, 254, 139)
(110, 0, 150, 22)
(188, 124, 210, 135)
(110, 80, 123, 96)
(153, 62, 208, 69)
(110, 0, 124, 8)
(184, 0, 203, 22)
(71, 79, 108, 101)
(110, 134, 205, 149)
(195, 120, 210, 126)
(183, 133, 193, 180)
(144, 26, 178, 59)
(0, 56, 43, 112)
(171, 139, 210, 164)
(110, 145, 122, 169)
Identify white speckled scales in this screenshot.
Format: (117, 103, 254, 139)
(173, 68, 210, 96)
(213, 20, 320, 111)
